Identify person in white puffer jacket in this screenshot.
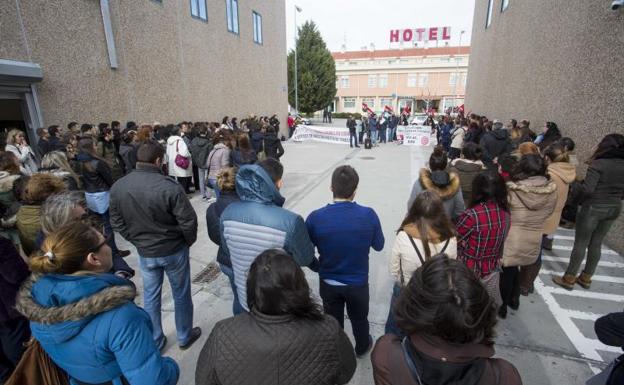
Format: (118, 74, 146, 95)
(166, 125, 193, 193)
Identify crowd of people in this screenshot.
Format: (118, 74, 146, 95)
(0, 110, 623, 385)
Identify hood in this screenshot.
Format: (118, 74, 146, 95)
(402, 223, 443, 243)
(419, 169, 460, 200)
(450, 159, 485, 172)
(213, 143, 228, 151)
(507, 176, 557, 210)
(235, 164, 285, 206)
(490, 128, 509, 140)
(38, 167, 71, 179)
(167, 135, 182, 145)
(0, 172, 20, 193)
(192, 137, 210, 147)
(16, 274, 135, 344)
(548, 162, 576, 184)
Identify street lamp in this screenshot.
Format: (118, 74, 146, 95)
(453, 30, 466, 110)
(294, 5, 302, 114)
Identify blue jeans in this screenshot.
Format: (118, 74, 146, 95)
(91, 209, 134, 277)
(370, 129, 378, 145)
(207, 177, 220, 199)
(198, 168, 208, 198)
(384, 283, 404, 336)
(139, 247, 193, 346)
(219, 263, 244, 315)
(387, 127, 396, 142)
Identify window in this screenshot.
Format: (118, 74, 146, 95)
(340, 76, 349, 89)
(419, 73, 428, 87)
(362, 98, 375, 110)
(449, 73, 459, 86)
(190, 0, 207, 21)
(407, 74, 417, 87)
(486, 0, 494, 28)
(379, 98, 393, 109)
(368, 75, 377, 88)
(501, 0, 509, 11)
(378, 74, 388, 88)
(343, 98, 356, 108)
(252, 11, 262, 44)
(462, 73, 467, 87)
(226, 0, 239, 34)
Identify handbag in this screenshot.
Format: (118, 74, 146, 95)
(257, 139, 267, 161)
(586, 354, 624, 385)
(480, 268, 503, 307)
(5, 338, 70, 385)
(174, 140, 190, 170)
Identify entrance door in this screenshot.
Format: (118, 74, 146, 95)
(0, 86, 43, 147)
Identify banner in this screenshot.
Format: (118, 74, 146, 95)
(397, 125, 434, 146)
(291, 125, 350, 144)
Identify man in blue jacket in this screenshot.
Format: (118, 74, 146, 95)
(220, 158, 318, 312)
(306, 165, 385, 357)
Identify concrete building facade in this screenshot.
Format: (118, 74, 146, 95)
(0, 0, 288, 139)
(332, 47, 469, 115)
(466, 0, 624, 252)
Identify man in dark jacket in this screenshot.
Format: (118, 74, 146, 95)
(220, 159, 318, 312)
(110, 140, 201, 351)
(479, 121, 512, 166)
(346, 116, 359, 148)
(0, 237, 31, 383)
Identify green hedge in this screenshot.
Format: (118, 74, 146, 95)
(330, 112, 362, 119)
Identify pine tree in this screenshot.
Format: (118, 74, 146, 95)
(287, 21, 336, 114)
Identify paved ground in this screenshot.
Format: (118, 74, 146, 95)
(116, 134, 623, 385)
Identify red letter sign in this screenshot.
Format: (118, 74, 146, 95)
(403, 29, 413, 42)
(429, 27, 438, 41)
(442, 27, 451, 40)
(415, 28, 426, 41)
(390, 29, 400, 43)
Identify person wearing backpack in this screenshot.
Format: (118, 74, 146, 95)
(372, 255, 522, 385)
(384, 191, 457, 336)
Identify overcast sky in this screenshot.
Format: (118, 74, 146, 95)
(284, 0, 476, 52)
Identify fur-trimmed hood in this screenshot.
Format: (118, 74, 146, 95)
(507, 176, 557, 211)
(419, 168, 461, 200)
(16, 273, 136, 344)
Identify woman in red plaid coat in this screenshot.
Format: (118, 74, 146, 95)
(456, 171, 511, 307)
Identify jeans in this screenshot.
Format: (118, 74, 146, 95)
(139, 247, 194, 346)
(198, 168, 208, 198)
(500, 266, 520, 308)
(565, 202, 622, 277)
(384, 283, 404, 336)
(349, 132, 358, 147)
(91, 210, 134, 277)
(207, 177, 220, 199)
(320, 280, 370, 354)
(387, 127, 396, 142)
(0, 316, 31, 382)
(219, 263, 244, 315)
(192, 165, 200, 190)
(379, 128, 387, 143)
(370, 130, 378, 145)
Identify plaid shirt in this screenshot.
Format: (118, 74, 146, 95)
(456, 201, 510, 279)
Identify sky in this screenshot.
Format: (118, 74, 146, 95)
(285, 0, 476, 52)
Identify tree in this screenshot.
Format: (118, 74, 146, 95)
(287, 21, 336, 114)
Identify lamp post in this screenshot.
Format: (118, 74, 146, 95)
(294, 5, 302, 114)
(453, 30, 466, 110)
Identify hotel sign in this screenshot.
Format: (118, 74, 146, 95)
(390, 27, 452, 43)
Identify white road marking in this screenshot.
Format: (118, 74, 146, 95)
(550, 245, 619, 256)
(544, 286, 624, 302)
(561, 309, 604, 321)
(542, 256, 624, 269)
(541, 269, 624, 284)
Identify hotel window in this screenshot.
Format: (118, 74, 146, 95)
(226, 0, 239, 34)
(252, 11, 262, 44)
(341, 76, 349, 89)
(362, 98, 375, 109)
(190, 0, 207, 21)
(368, 75, 377, 88)
(419, 73, 428, 87)
(343, 98, 356, 108)
(407, 74, 417, 87)
(501, 0, 509, 11)
(486, 0, 494, 28)
(449, 73, 459, 86)
(378, 74, 388, 88)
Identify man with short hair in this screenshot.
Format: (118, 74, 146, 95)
(110, 140, 201, 351)
(347, 115, 359, 148)
(67, 121, 79, 134)
(36, 127, 52, 158)
(220, 158, 318, 313)
(480, 120, 512, 167)
(306, 165, 385, 357)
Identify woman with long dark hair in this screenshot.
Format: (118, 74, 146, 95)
(385, 190, 457, 335)
(230, 133, 257, 166)
(372, 256, 522, 385)
(553, 134, 624, 290)
(195, 249, 356, 385)
(535, 121, 562, 150)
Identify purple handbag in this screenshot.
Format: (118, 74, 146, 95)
(175, 140, 190, 169)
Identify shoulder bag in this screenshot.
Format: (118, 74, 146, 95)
(5, 338, 70, 385)
(174, 140, 190, 170)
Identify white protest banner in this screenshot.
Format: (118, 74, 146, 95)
(291, 125, 350, 144)
(396, 125, 435, 146)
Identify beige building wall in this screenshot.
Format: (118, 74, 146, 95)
(466, 0, 624, 253)
(1, 0, 287, 131)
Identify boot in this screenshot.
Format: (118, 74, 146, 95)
(542, 237, 553, 251)
(519, 260, 541, 296)
(576, 272, 592, 289)
(552, 274, 575, 291)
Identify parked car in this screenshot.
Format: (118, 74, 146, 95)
(297, 115, 312, 125)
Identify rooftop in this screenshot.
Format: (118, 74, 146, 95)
(332, 46, 470, 61)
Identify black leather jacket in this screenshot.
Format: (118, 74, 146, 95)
(76, 153, 113, 193)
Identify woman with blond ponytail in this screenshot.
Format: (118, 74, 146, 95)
(17, 222, 179, 385)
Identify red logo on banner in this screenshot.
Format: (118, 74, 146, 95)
(421, 136, 430, 146)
